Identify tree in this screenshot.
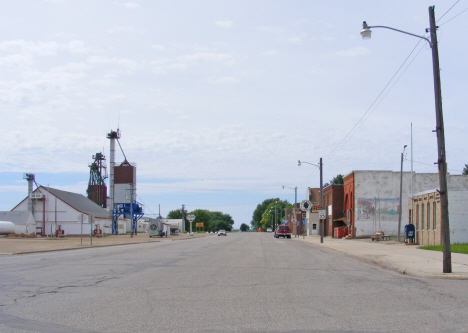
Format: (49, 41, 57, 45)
(240, 223, 250, 232)
(208, 211, 234, 231)
(330, 174, 344, 185)
(167, 208, 234, 232)
(188, 209, 211, 232)
(463, 164, 468, 175)
(167, 209, 182, 219)
(253, 199, 291, 230)
(251, 198, 278, 230)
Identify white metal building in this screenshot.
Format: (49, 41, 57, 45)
(0, 211, 35, 234)
(11, 186, 124, 236)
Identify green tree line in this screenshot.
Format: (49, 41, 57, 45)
(166, 208, 234, 232)
(250, 198, 291, 231)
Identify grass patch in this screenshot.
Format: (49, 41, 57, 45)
(419, 243, 468, 255)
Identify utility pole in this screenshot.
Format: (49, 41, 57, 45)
(319, 158, 323, 244)
(130, 183, 134, 237)
(398, 145, 407, 242)
(181, 204, 185, 232)
(429, 6, 451, 273)
(275, 201, 277, 231)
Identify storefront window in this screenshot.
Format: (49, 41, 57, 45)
(421, 203, 425, 230)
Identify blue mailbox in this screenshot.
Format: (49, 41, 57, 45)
(404, 224, 415, 243)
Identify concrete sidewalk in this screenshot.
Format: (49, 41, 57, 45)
(293, 235, 468, 279)
(0, 233, 209, 255)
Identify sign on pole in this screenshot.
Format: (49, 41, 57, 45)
(186, 215, 195, 233)
(318, 210, 326, 219)
(300, 200, 312, 212)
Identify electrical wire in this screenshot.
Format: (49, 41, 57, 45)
(325, 39, 425, 161)
(436, 0, 460, 22)
(136, 194, 159, 217)
(320, 2, 460, 170)
(404, 156, 463, 173)
(438, 7, 468, 26)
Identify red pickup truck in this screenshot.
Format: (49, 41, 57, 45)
(274, 225, 292, 239)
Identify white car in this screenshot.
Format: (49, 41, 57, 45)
(218, 229, 227, 236)
(266, 228, 272, 232)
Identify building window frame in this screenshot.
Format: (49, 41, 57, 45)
(416, 204, 419, 230)
(421, 203, 425, 230)
(427, 202, 431, 231)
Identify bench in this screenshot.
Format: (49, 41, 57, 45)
(371, 231, 390, 241)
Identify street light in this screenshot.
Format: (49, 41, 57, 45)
(269, 208, 275, 230)
(282, 185, 297, 237)
(398, 145, 408, 242)
(298, 158, 324, 243)
(275, 200, 277, 229)
(361, 6, 451, 273)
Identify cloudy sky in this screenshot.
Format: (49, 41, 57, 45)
(1, 1, 467, 228)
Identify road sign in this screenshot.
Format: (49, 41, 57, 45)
(300, 200, 312, 211)
(186, 215, 195, 221)
(318, 210, 326, 219)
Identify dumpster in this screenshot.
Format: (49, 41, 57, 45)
(404, 224, 415, 244)
(334, 226, 347, 239)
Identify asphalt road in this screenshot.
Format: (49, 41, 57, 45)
(1, 233, 467, 332)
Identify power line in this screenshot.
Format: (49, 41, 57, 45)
(326, 39, 425, 161)
(322, 2, 460, 166)
(436, 0, 460, 22)
(136, 194, 158, 217)
(439, 7, 468, 26)
(404, 156, 463, 174)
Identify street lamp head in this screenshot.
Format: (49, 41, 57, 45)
(361, 21, 372, 40)
(297, 160, 301, 166)
(404, 145, 408, 149)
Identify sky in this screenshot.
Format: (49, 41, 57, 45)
(0, 1, 467, 229)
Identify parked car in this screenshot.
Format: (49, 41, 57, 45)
(274, 225, 292, 238)
(266, 228, 272, 232)
(218, 229, 227, 236)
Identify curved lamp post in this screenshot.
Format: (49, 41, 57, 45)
(298, 159, 323, 243)
(362, 6, 451, 273)
(282, 185, 297, 237)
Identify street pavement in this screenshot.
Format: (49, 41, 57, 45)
(2, 232, 468, 332)
(292, 234, 468, 279)
(1, 232, 467, 279)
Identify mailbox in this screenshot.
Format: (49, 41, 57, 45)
(404, 224, 415, 244)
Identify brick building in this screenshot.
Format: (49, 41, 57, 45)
(322, 184, 345, 237)
(409, 188, 468, 246)
(285, 204, 303, 236)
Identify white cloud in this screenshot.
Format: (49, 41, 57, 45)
(151, 44, 165, 51)
(177, 52, 232, 63)
(106, 26, 136, 34)
(288, 34, 307, 45)
(260, 50, 278, 57)
(335, 46, 370, 57)
(123, 2, 140, 8)
(207, 76, 239, 84)
(259, 26, 285, 34)
(66, 40, 89, 54)
(215, 21, 233, 28)
(87, 55, 139, 71)
(0, 40, 59, 56)
(114, 2, 140, 9)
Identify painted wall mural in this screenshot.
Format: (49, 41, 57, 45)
(356, 198, 400, 224)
